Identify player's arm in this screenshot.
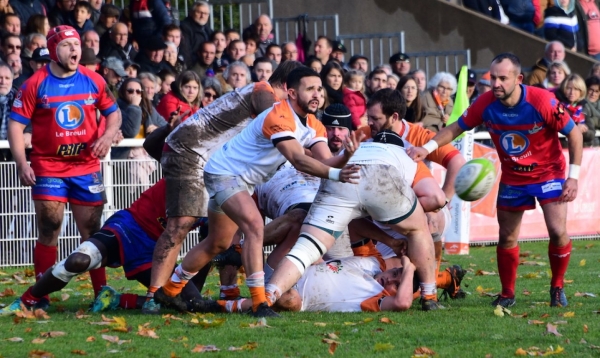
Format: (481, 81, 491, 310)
(7, 120, 35, 186)
(308, 131, 365, 168)
(440, 154, 466, 199)
(275, 139, 360, 183)
(561, 124, 583, 202)
(379, 256, 415, 311)
(348, 218, 407, 256)
(91, 108, 121, 158)
(407, 122, 465, 162)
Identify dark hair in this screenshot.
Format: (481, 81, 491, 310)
(243, 32, 260, 44)
(585, 75, 600, 89)
(367, 88, 407, 119)
(491, 52, 521, 74)
(200, 40, 215, 52)
(368, 68, 387, 81)
(266, 43, 281, 53)
(224, 29, 240, 38)
(162, 24, 181, 38)
(321, 61, 344, 82)
(320, 61, 344, 99)
(25, 14, 48, 36)
(285, 66, 321, 90)
(269, 60, 303, 87)
(227, 39, 244, 53)
(74, 1, 92, 14)
(172, 70, 202, 107)
(1, 13, 20, 27)
(253, 56, 273, 67)
(396, 75, 423, 123)
(1, 33, 19, 46)
(304, 56, 322, 73)
(210, 30, 224, 42)
(158, 68, 177, 82)
(316, 35, 332, 48)
(119, 77, 153, 122)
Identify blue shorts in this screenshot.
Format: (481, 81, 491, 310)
(497, 179, 564, 211)
(102, 210, 156, 278)
(32, 172, 106, 206)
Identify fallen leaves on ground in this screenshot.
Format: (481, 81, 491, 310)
(520, 261, 546, 266)
(137, 323, 159, 339)
(511, 312, 528, 318)
(412, 346, 436, 358)
(75, 309, 90, 319)
(560, 312, 575, 318)
(494, 305, 511, 317)
(0, 288, 15, 297)
(191, 344, 220, 353)
(189, 317, 226, 328)
(27, 349, 54, 358)
(476, 286, 497, 297)
(528, 320, 545, 325)
(6, 337, 24, 342)
(523, 289, 531, 296)
(228, 342, 258, 352)
(162, 314, 183, 321)
(31, 338, 46, 344)
(240, 317, 271, 328)
(475, 270, 496, 276)
(515, 345, 564, 356)
(579, 259, 586, 267)
(85, 336, 95, 342)
(70, 350, 86, 355)
(373, 343, 394, 352)
(584, 324, 588, 333)
(15, 305, 50, 320)
(379, 317, 394, 324)
(546, 323, 562, 337)
(169, 336, 188, 343)
(40, 331, 66, 338)
(523, 272, 541, 279)
(101, 335, 130, 345)
(574, 292, 596, 298)
(314, 322, 327, 327)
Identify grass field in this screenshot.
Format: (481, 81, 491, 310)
(0, 241, 599, 357)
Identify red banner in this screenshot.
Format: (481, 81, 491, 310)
(433, 145, 600, 243)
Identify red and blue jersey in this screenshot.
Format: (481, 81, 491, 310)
(458, 85, 575, 185)
(10, 65, 118, 177)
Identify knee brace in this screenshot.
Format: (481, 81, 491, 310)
(52, 241, 103, 283)
(285, 232, 327, 275)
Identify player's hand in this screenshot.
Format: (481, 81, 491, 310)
(406, 146, 428, 162)
(17, 163, 36, 186)
(577, 123, 589, 133)
(112, 130, 124, 145)
(342, 131, 365, 159)
(90, 134, 113, 158)
(559, 178, 578, 202)
(389, 239, 408, 257)
(340, 164, 360, 184)
(146, 124, 158, 133)
(400, 255, 415, 271)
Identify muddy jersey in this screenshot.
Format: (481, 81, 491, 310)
(165, 82, 277, 160)
(347, 142, 417, 184)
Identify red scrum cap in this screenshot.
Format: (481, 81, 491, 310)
(47, 25, 81, 63)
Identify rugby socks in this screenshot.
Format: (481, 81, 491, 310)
(247, 271, 266, 311)
(20, 287, 41, 307)
(548, 240, 572, 288)
(436, 269, 451, 289)
(497, 245, 519, 298)
(265, 283, 282, 306)
(89, 267, 107, 298)
(145, 286, 159, 300)
(162, 265, 197, 297)
(420, 282, 437, 301)
(119, 293, 139, 309)
(219, 284, 240, 300)
(33, 242, 57, 280)
(216, 298, 247, 313)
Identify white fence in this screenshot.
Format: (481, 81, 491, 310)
(273, 14, 339, 46)
(407, 50, 472, 81)
(336, 32, 405, 71)
(209, 0, 274, 34)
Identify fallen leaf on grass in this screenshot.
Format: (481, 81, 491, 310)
(379, 317, 393, 324)
(343, 322, 357, 326)
(137, 324, 159, 339)
(314, 322, 327, 327)
(522, 289, 531, 296)
(6, 337, 24, 342)
(511, 312, 528, 318)
(547, 323, 562, 337)
(584, 324, 588, 333)
(228, 342, 258, 351)
(373, 343, 394, 352)
(564, 279, 574, 284)
(85, 336, 95, 342)
(25, 327, 32, 332)
(412, 346, 436, 358)
(75, 309, 90, 319)
(590, 345, 600, 349)
(240, 317, 271, 328)
(32, 338, 46, 344)
(553, 321, 568, 325)
(162, 314, 183, 321)
(580, 338, 587, 344)
(362, 317, 374, 323)
(541, 313, 550, 318)
(89, 321, 111, 326)
(40, 331, 65, 338)
(328, 341, 337, 355)
(34, 309, 50, 320)
(528, 320, 545, 325)
(580, 259, 586, 267)
(523, 272, 540, 279)
(13, 274, 27, 284)
(475, 270, 496, 276)
(0, 288, 16, 297)
(60, 293, 69, 301)
(574, 292, 596, 298)
(325, 333, 339, 339)
(191, 344, 220, 353)
(189, 318, 225, 328)
(169, 336, 188, 343)
(101, 335, 130, 345)
(78, 283, 93, 290)
(560, 312, 575, 318)
(28, 349, 54, 358)
(494, 305, 511, 317)
(71, 350, 86, 355)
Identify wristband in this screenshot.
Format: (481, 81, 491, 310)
(328, 168, 341, 181)
(422, 140, 439, 154)
(568, 164, 580, 180)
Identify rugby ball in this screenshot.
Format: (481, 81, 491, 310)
(454, 158, 496, 201)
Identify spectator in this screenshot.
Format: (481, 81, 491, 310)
(101, 57, 128, 97)
(180, 1, 212, 65)
(94, 4, 119, 38)
(210, 31, 226, 69)
(454, 69, 477, 104)
(501, 0, 536, 33)
(544, 60, 571, 89)
(387, 73, 399, 90)
(462, 0, 501, 20)
(410, 68, 427, 92)
(135, 36, 169, 75)
(305, 56, 323, 74)
(22, 32, 45, 59)
(321, 61, 344, 104)
(200, 76, 222, 107)
(223, 61, 250, 90)
(556, 73, 595, 145)
(397, 75, 425, 123)
(0, 0, 14, 15)
(24, 14, 49, 36)
(584, 75, 600, 145)
(477, 71, 492, 95)
(366, 68, 387, 98)
(2, 33, 21, 57)
(3, 13, 20, 35)
(389, 52, 411, 77)
(82, 29, 100, 55)
(129, 0, 172, 46)
(224, 39, 246, 63)
(163, 41, 186, 75)
(243, 32, 259, 58)
(99, 22, 137, 62)
(87, 0, 101, 24)
(157, 68, 176, 102)
(139, 71, 160, 106)
(249, 14, 273, 57)
(313, 36, 332, 65)
(252, 56, 273, 82)
(590, 61, 600, 77)
(162, 24, 189, 67)
(0, 62, 18, 161)
(331, 41, 346, 65)
(526, 41, 566, 85)
(282, 42, 298, 62)
(544, 0, 579, 50)
(224, 28, 240, 44)
(348, 54, 369, 74)
(68, 1, 93, 36)
(156, 70, 201, 122)
(80, 47, 100, 71)
(6, 52, 23, 88)
(265, 43, 281, 66)
(421, 71, 456, 133)
(575, 0, 600, 60)
(11, 0, 45, 28)
(48, 0, 75, 28)
(342, 69, 367, 129)
(190, 41, 216, 79)
(27, 46, 50, 73)
(123, 59, 139, 78)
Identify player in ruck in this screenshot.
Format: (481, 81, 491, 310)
(408, 53, 583, 308)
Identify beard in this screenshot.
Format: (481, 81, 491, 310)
(298, 97, 318, 115)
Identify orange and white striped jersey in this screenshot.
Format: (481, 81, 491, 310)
(398, 119, 461, 168)
(205, 100, 327, 185)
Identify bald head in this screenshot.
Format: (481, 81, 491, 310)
(111, 23, 129, 47)
(255, 14, 272, 41)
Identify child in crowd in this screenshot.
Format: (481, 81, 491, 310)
(342, 69, 368, 129)
(70, 1, 94, 35)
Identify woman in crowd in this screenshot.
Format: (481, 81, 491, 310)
(543, 61, 570, 90)
(387, 73, 400, 90)
(305, 56, 323, 74)
(555, 74, 595, 146)
(320, 61, 344, 104)
(157, 70, 202, 122)
(585, 76, 600, 146)
(420, 71, 455, 133)
(201, 77, 223, 108)
(223, 61, 251, 91)
(211, 31, 228, 70)
(25, 14, 49, 36)
(156, 69, 176, 104)
(163, 41, 186, 76)
(397, 75, 424, 123)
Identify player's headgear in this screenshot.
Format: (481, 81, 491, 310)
(372, 129, 404, 147)
(47, 25, 81, 63)
(321, 103, 353, 131)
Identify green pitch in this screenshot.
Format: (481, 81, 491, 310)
(1, 241, 599, 357)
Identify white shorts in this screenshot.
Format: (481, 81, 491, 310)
(305, 164, 417, 237)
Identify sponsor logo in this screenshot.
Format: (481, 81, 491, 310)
(91, 172, 101, 183)
(56, 142, 87, 156)
(13, 99, 22, 108)
(326, 215, 334, 224)
(512, 163, 537, 172)
(55, 101, 84, 130)
(502, 113, 519, 117)
(58, 83, 75, 88)
(16, 90, 22, 100)
(541, 181, 563, 193)
(528, 122, 543, 134)
(84, 92, 95, 105)
(500, 131, 529, 156)
(325, 260, 343, 274)
(88, 184, 104, 194)
(41, 94, 49, 108)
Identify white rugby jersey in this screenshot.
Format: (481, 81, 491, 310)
(205, 100, 327, 185)
(348, 142, 417, 184)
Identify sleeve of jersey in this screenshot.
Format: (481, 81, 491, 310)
(95, 77, 118, 117)
(10, 82, 37, 125)
(409, 125, 460, 167)
(306, 116, 327, 148)
(541, 95, 576, 135)
(360, 292, 386, 312)
(261, 107, 296, 146)
(456, 99, 485, 131)
(413, 161, 434, 186)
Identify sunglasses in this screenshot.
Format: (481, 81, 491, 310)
(204, 92, 217, 99)
(127, 88, 142, 94)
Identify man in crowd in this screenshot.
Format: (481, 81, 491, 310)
(190, 41, 217, 79)
(314, 36, 332, 65)
(525, 41, 566, 86)
(366, 68, 388, 97)
(348, 54, 369, 74)
(331, 41, 347, 65)
(390, 52, 411, 77)
(266, 44, 282, 66)
(99, 22, 138, 62)
(282, 42, 299, 62)
(82, 30, 101, 56)
(253, 57, 274, 82)
(180, 1, 213, 65)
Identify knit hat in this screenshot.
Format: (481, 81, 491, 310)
(321, 103, 353, 132)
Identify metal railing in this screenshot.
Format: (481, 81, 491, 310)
(272, 14, 339, 46)
(209, 0, 273, 34)
(336, 32, 405, 71)
(407, 50, 472, 81)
